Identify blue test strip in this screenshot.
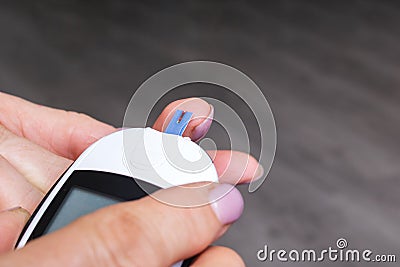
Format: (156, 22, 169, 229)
(165, 110, 193, 136)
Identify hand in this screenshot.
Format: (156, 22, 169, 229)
(0, 93, 263, 266)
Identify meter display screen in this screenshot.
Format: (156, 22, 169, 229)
(44, 187, 121, 234)
(18, 170, 153, 244)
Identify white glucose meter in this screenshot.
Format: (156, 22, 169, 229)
(15, 110, 218, 267)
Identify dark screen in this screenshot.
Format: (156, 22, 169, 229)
(44, 187, 121, 234)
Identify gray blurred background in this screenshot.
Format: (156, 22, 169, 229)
(1, 1, 400, 266)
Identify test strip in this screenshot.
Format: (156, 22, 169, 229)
(165, 110, 193, 136)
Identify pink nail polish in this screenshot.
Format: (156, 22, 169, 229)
(209, 184, 244, 225)
(191, 104, 214, 142)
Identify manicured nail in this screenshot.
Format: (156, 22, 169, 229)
(191, 104, 214, 142)
(254, 164, 265, 181)
(209, 184, 244, 225)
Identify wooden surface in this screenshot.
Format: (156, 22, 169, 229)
(1, 1, 399, 266)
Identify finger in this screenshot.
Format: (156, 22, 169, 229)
(208, 150, 264, 184)
(0, 207, 30, 253)
(0, 156, 43, 213)
(153, 98, 214, 142)
(191, 246, 245, 267)
(6, 183, 244, 267)
(0, 92, 116, 160)
(0, 125, 71, 193)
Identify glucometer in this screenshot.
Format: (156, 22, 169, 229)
(16, 110, 219, 267)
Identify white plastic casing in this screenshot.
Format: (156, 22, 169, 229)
(78, 127, 218, 188)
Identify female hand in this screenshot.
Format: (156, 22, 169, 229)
(0, 93, 263, 266)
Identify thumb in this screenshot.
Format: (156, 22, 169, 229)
(3, 183, 243, 267)
(0, 207, 30, 253)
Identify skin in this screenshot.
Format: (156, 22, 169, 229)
(0, 93, 261, 266)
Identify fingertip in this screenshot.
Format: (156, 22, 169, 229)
(153, 98, 213, 141)
(190, 246, 245, 267)
(209, 184, 244, 225)
(209, 150, 264, 184)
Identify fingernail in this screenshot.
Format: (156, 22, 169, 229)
(5, 206, 22, 212)
(209, 184, 244, 225)
(254, 164, 265, 181)
(191, 104, 214, 142)
(5, 206, 30, 220)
